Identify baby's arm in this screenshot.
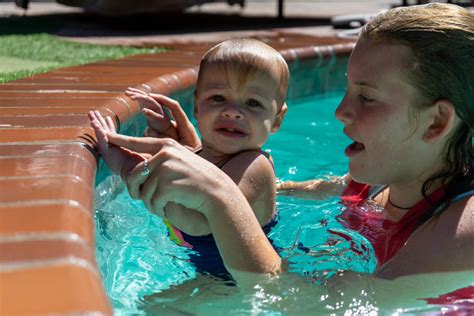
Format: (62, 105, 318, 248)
(222, 151, 277, 226)
(276, 174, 351, 200)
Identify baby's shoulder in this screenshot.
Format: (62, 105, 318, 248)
(222, 150, 274, 178)
(231, 149, 273, 167)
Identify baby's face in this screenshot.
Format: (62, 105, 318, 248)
(195, 65, 284, 155)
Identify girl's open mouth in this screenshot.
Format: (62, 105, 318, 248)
(345, 141, 365, 157)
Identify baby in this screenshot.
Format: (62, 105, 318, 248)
(89, 38, 289, 276)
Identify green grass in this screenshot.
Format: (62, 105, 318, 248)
(0, 33, 164, 83)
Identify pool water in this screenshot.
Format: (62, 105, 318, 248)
(94, 92, 466, 315)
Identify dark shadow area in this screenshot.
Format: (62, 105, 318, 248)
(0, 11, 331, 37)
(0, 14, 65, 35)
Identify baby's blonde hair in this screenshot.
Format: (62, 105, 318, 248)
(196, 38, 289, 108)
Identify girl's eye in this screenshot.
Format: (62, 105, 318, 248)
(359, 95, 375, 103)
(246, 99, 263, 108)
(210, 95, 225, 102)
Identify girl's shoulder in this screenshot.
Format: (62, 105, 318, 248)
(442, 193, 474, 236)
(379, 194, 474, 278)
(435, 187, 474, 224)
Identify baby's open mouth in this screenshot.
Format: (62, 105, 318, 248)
(216, 127, 247, 137)
(345, 141, 365, 157)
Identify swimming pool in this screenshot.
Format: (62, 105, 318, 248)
(93, 62, 472, 315)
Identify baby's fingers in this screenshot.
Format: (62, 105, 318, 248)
(143, 107, 172, 131)
(93, 110, 108, 128)
(105, 116, 117, 132)
(132, 94, 165, 115)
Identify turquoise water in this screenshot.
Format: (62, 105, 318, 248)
(94, 92, 466, 314)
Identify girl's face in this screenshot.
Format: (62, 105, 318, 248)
(335, 37, 436, 186)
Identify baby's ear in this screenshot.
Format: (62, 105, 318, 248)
(271, 102, 288, 133)
(423, 99, 457, 143)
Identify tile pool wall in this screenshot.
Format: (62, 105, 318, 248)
(0, 35, 354, 315)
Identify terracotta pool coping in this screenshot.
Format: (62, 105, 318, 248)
(0, 34, 355, 315)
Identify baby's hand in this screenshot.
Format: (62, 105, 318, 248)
(125, 87, 200, 149)
(88, 110, 117, 155)
(89, 110, 149, 176)
(125, 87, 178, 140)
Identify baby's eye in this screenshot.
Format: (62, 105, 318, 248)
(209, 95, 225, 102)
(246, 98, 263, 108)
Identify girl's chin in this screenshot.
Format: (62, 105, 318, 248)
(349, 162, 373, 184)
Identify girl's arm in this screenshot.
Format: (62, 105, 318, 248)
(159, 151, 276, 236)
(277, 174, 351, 200)
(124, 139, 282, 278)
(163, 203, 210, 236)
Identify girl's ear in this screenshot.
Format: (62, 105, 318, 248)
(423, 99, 457, 143)
(271, 103, 288, 133)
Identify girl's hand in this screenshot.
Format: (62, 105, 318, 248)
(106, 133, 168, 156)
(124, 138, 282, 277)
(124, 138, 232, 217)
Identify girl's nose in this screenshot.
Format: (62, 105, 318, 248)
(335, 93, 353, 124)
(222, 104, 243, 119)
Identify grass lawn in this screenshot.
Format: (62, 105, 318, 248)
(0, 33, 163, 83)
(0, 14, 164, 83)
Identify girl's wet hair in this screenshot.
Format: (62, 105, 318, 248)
(196, 38, 289, 107)
(361, 3, 474, 219)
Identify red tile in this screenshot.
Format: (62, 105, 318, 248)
(0, 91, 118, 98)
(0, 97, 117, 107)
(0, 177, 93, 210)
(0, 114, 90, 128)
(0, 106, 114, 116)
(0, 126, 93, 142)
(0, 204, 94, 245)
(0, 265, 111, 315)
(0, 83, 133, 92)
(0, 239, 94, 263)
(0, 143, 96, 172)
(0, 155, 95, 185)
